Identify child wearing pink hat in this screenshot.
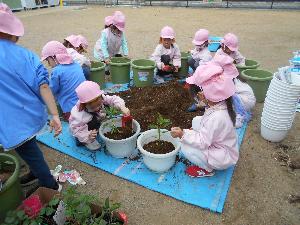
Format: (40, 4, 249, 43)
(63, 34, 91, 80)
(41, 41, 86, 121)
(188, 29, 212, 72)
(0, 3, 62, 191)
(215, 33, 245, 66)
(94, 11, 128, 75)
(150, 26, 181, 82)
(69, 81, 130, 150)
(170, 56, 239, 177)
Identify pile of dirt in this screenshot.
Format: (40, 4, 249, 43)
(143, 140, 175, 154)
(119, 81, 199, 131)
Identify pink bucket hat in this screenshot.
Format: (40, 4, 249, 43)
(212, 53, 239, 79)
(160, 26, 175, 39)
(77, 35, 88, 49)
(0, 3, 24, 37)
(221, 33, 239, 52)
(186, 54, 238, 102)
(76, 81, 105, 103)
(41, 41, 73, 64)
(64, 34, 78, 47)
(104, 15, 113, 27)
(192, 29, 209, 46)
(112, 11, 125, 32)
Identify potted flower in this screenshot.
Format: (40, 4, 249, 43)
(99, 107, 141, 158)
(137, 114, 180, 173)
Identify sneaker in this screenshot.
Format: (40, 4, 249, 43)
(185, 165, 215, 178)
(20, 172, 38, 187)
(85, 140, 101, 151)
(53, 182, 63, 192)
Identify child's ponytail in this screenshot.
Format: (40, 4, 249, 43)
(226, 97, 236, 126)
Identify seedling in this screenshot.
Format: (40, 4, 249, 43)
(105, 107, 122, 134)
(149, 113, 172, 141)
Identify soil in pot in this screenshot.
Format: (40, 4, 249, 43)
(143, 140, 175, 154)
(104, 127, 134, 140)
(119, 81, 200, 131)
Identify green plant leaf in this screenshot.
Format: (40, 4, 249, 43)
(4, 216, 16, 224)
(110, 203, 121, 211)
(16, 210, 25, 219)
(104, 197, 110, 209)
(49, 197, 60, 206)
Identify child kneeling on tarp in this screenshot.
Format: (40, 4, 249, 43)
(170, 57, 239, 177)
(69, 81, 130, 151)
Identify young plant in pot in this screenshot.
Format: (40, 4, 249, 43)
(99, 107, 141, 158)
(137, 113, 181, 173)
(63, 187, 127, 225)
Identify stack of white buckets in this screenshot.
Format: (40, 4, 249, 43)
(261, 72, 300, 142)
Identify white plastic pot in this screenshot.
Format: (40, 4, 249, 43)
(261, 111, 295, 122)
(273, 72, 300, 92)
(291, 72, 300, 86)
(261, 122, 289, 142)
(137, 129, 180, 173)
(261, 117, 292, 129)
(99, 118, 141, 158)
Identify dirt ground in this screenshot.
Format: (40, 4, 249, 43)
(15, 5, 300, 225)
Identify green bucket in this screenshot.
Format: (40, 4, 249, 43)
(241, 69, 273, 103)
(237, 59, 260, 75)
(131, 59, 155, 87)
(110, 57, 131, 84)
(0, 153, 23, 221)
(90, 61, 106, 89)
(178, 52, 191, 77)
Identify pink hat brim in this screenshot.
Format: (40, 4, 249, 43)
(115, 25, 125, 32)
(221, 39, 238, 52)
(192, 39, 206, 46)
(0, 14, 24, 37)
(161, 35, 174, 39)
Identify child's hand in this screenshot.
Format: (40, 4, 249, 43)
(174, 66, 179, 73)
(50, 115, 62, 137)
(104, 59, 111, 64)
(89, 129, 98, 141)
(170, 127, 183, 139)
(120, 106, 130, 116)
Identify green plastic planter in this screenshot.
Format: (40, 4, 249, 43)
(241, 69, 273, 103)
(237, 59, 260, 75)
(178, 52, 191, 77)
(90, 61, 106, 89)
(131, 59, 155, 87)
(0, 153, 22, 221)
(110, 57, 131, 84)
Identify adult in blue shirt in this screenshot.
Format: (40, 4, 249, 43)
(0, 3, 62, 191)
(41, 41, 86, 121)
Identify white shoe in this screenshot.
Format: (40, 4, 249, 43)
(85, 140, 101, 151)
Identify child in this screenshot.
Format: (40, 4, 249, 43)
(188, 29, 212, 72)
(63, 34, 91, 80)
(150, 26, 181, 82)
(94, 11, 129, 75)
(170, 56, 239, 177)
(0, 3, 62, 191)
(41, 41, 86, 121)
(69, 81, 130, 150)
(215, 33, 245, 66)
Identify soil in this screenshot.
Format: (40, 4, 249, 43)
(18, 6, 300, 225)
(143, 140, 175, 154)
(104, 127, 134, 140)
(0, 162, 15, 185)
(119, 81, 199, 131)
